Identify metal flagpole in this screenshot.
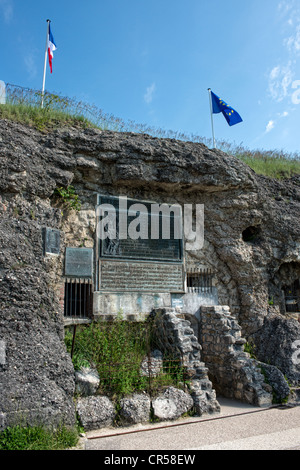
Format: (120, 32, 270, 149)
(208, 88, 216, 148)
(41, 19, 51, 108)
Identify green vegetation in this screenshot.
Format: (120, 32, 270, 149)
(244, 341, 257, 359)
(1, 83, 299, 180)
(234, 148, 300, 180)
(0, 102, 93, 132)
(0, 424, 79, 450)
(64, 319, 186, 399)
(54, 185, 82, 212)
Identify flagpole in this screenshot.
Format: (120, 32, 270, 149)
(208, 88, 216, 148)
(41, 19, 51, 108)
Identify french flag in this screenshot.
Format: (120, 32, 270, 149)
(48, 23, 57, 73)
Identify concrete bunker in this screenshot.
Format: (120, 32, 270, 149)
(58, 193, 275, 409)
(1, 120, 300, 432)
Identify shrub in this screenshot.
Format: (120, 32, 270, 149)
(65, 319, 187, 398)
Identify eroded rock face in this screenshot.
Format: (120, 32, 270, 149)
(0, 119, 299, 428)
(253, 316, 300, 385)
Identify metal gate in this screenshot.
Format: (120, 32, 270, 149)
(64, 278, 93, 319)
(186, 268, 213, 293)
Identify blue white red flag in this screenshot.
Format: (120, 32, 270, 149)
(48, 24, 57, 73)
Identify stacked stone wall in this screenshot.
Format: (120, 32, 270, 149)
(200, 306, 273, 406)
(151, 308, 220, 415)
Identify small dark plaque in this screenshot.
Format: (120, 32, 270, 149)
(43, 228, 60, 255)
(65, 248, 93, 278)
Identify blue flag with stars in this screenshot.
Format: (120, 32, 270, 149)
(211, 91, 243, 127)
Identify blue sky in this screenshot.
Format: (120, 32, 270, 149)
(0, 0, 300, 153)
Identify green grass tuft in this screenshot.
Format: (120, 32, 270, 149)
(0, 424, 79, 450)
(0, 103, 94, 132)
(234, 150, 300, 180)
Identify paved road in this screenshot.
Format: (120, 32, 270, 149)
(84, 399, 300, 451)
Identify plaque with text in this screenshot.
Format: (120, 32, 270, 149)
(97, 195, 183, 262)
(43, 228, 60, 255)
(65, 248, 93, 278)
(99, 260, 184, 292)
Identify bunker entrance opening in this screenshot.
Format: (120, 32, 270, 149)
(284, 279, 300, 313)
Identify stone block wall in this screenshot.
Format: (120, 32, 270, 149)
(199, 306, 273, 406)
(151, 308, 220, 416)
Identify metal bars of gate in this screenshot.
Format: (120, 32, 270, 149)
(186, 268, 213, 294)
(64, 278, 93, 318)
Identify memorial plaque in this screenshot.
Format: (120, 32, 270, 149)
(99, 260, 184, 293)
(43, 227, 60, 255)
(97, 195, 183, 262)
(65, 247, 93, 278)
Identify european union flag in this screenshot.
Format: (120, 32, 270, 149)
(211, 91, 243, 127)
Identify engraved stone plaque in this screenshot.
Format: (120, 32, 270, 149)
(99, 260, 184, 293)
(65, 248, 93, 278)
(43, 227, 60, 255)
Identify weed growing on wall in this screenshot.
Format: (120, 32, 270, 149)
(53, 185, 81, 212)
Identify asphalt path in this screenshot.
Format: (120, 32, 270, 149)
(83, 398, 300, 452)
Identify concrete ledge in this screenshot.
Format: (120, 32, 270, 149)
(93, 292, 171, 317)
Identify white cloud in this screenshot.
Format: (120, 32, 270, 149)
(268, 62, 294, 102)
(0, 0, 13, 24)
(284, 24, 300, 54)
(278, 0, 294, 15)
(265, 120, 275, 133)
(24, 53, 38, 79)
(292, 79, 300, 104)
(144, 82, 156, 104)
(267, 1, 300, 104)
(265, 110, 288, 135)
